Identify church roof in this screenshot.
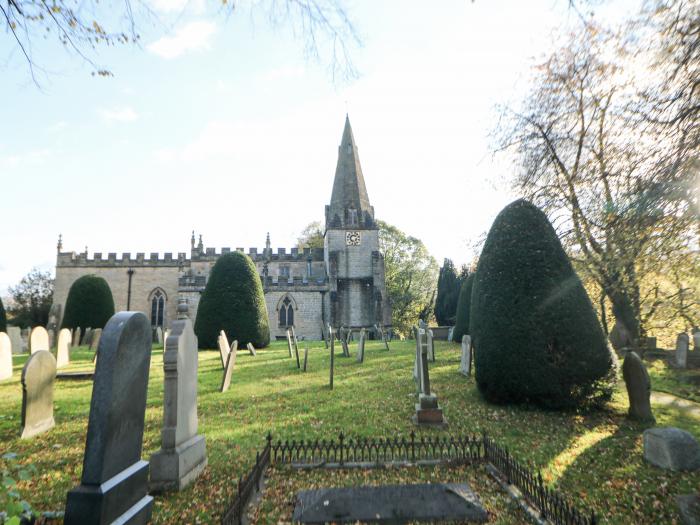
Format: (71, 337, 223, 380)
(327, 115, 374, 228)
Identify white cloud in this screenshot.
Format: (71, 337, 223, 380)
(147, 21, 217, 59)
(98, 106, 139, 122)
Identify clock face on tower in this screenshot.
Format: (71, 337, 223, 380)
(345, 231, 361, 246)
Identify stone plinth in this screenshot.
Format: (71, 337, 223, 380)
(413, 394, 446, 427)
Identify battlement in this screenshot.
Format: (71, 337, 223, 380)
(262, 274, 328, 290)
(191, 246, 324, 262)
(57, 251, 186, 267)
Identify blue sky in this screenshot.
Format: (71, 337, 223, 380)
(0, 0, 639, 294)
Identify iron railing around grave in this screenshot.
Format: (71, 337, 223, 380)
(220, 432, 597, 525)
(483, 435, 597, 525)
(220, 439, 271, 525)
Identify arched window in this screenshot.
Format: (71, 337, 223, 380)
(150, 289, 166, 328)
(279, 296, 294, 327)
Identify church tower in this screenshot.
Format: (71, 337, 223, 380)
(324, 116, 391, 330)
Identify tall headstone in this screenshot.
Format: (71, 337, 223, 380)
(72, 327, 82, 348)
(303, 345, 309, 372)
(82, 327, 93, 347)
(21, 328, 31, 352)
(356, 328, 366, 363)
(693, 327, 700, 351)
(29, 326, 49, 354)
(0, 332, 12, 381)
(413, 327, 424, 393)
(676, 333, 689, 368)
(295, 341, 301, 369)
(20, 350, 56, 438)
(286, 330, 294, 358)
(8, 326, 22, 354)
(412, 328, 446, 427)
(217, 331, 230, 369)
(56, 328, 71, 368)
(90, 328, 102, 352)
(459, 335, 471, 376)
(220, 340, 238, 393)
(291, 326, 299, 354)
(622, 351, 655, 422)
(427, 329, 435, 362)
(46, 304, 62, 349)
(150, 299, 207, 492)
(155, 326, 163, 345)
(329, 325, 335, 390)
(447, 326, 455, 342)
(64, 312, 154, 524)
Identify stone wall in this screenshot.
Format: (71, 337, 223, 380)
(265, 290, 325, 340)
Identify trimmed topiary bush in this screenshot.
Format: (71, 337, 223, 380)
(0, 297, 6, 333)
(471, 199, 615, 408)
(61, 275, 115, 330)
(452, 273, 474, 343)
(194, 252, 270, 349)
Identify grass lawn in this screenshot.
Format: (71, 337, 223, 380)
(645, 354, 700, 403)
(1, 340, 699, 524)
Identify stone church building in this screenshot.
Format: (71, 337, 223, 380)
(52, 117, 392, 340)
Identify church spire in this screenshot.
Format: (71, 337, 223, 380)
(326, 115, 374, 229)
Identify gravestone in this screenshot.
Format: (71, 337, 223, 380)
(340, 328, 351, 357)
(303, 346, 309, 372)
(46, 304, 61, 348)
(447, 326, 455, 342)
(295, 341, 301, 369)
(72, 327, 82, 348)
(427, 329, 435, 362)
(693, 327, 700, 351)
(412, 328, 445, 427)
(220, 340, 238, 393)
(64, 311, 154, 524)
(90, 328, 102, 352)
(0, 332, 12, 381)
(20, 350, 56, 438)
(8, 326, 22, 354)
(286, 330, 294, 358)
(356, 328, 366, 363)
(164, 330, 170, 346)
(459, 335, 471, 376)
(246, 342, 256, 356)
(155, 326, 163, 345)
(217, 331, 230, 368)
(29, 326, 49, 354)
(622, 351, 655, 422)
(291, 326, 299, 355)
(56, 328, 71, 368)
(82, 327, 93, 347)
(21, 328, 31, 351)
(643, 427, 700, 471)
(329, 325, 335, 390)
(677, 493, 700, 525)
(150, 299, 207, 492)
(609, 321, 632, 351)
(676, 333, 690, 368)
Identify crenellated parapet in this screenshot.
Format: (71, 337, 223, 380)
(190, 246, 324, 262)
(56, 251, 187, 267)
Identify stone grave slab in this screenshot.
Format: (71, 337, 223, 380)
(21, 350, 56, 438)
(64, 312, 153, 525)
(0, 332, 12, 380)
(292, 482, 488, 524)
(29, 326, 49, 354)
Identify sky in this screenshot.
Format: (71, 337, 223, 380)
(0, 0, 640, 295)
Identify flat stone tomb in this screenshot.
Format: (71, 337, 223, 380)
(64, 312, 154, 525)
(21, 350, 56, 438)
(150, 312, 207, 492)
(292, 483, 488, 524)
(217, 331, 230, 368)
(30, 326, 49, 354)
(56, 328, 71, 368)
(0, 332, 12, 381)
(220, 341, 238, 393)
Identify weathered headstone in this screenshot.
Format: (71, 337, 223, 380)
(413, 328, 445, 427)
(164, 330, 170, 346)
(29, 326, 49, 354)
(643, 427, 700, 471)
(155, 326, 163, 345)
(622, 351, 655, 422)
(427, 329, 435, 362)
(82, 327, 93, 347)
(220, 340, 238, 393)
(413, 327, 423, 393)
(46, 304, 62, 349)
(8, 326, 22, 354)
(246, 342, 256, 356)
(356, 328, 366, 363)
(693, 327, 700, 351)
(21, 328, 31, 352)
(217, 330, 230, 368)
(447, 326, 455, 342)
(303, 346, 309, 372)
(0, 332, 12, 381)
(56, 328, 71, 368)
(329, 325, 335, 390)
(64, 311, 154, 524)
(295, 340, 301, 369)
(291, 326, 299, 355)
(676, 333, 690, 368)
(20, 350, 56, 438)
(609, 321, 632, 351)
(90, 328, 102, 352)
(340, 327, 351, 357)
(286, 330, 294, 358)
(150, 299, 207, 492)
(459, 335, 471, 376)
(72, 327, 82, 348)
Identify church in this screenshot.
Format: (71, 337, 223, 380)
(52, 117, 392, 340)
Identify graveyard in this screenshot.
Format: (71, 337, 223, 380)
(1, 335, 698, 523)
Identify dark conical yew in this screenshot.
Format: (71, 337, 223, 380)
(470, 199, 615, 408)
(61, 275, 115, 330)
(194, 252, 270, 349)
(452, 273, 474, 343)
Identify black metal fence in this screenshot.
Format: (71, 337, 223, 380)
(220, 432, 597, 525)
(220, 439, 270, 525)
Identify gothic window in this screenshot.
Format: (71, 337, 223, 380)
(150, 289, 166, 328)
(348, 208, 358, 226)
(279, 296, 294, 327)
(279, 265, 290, 277)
